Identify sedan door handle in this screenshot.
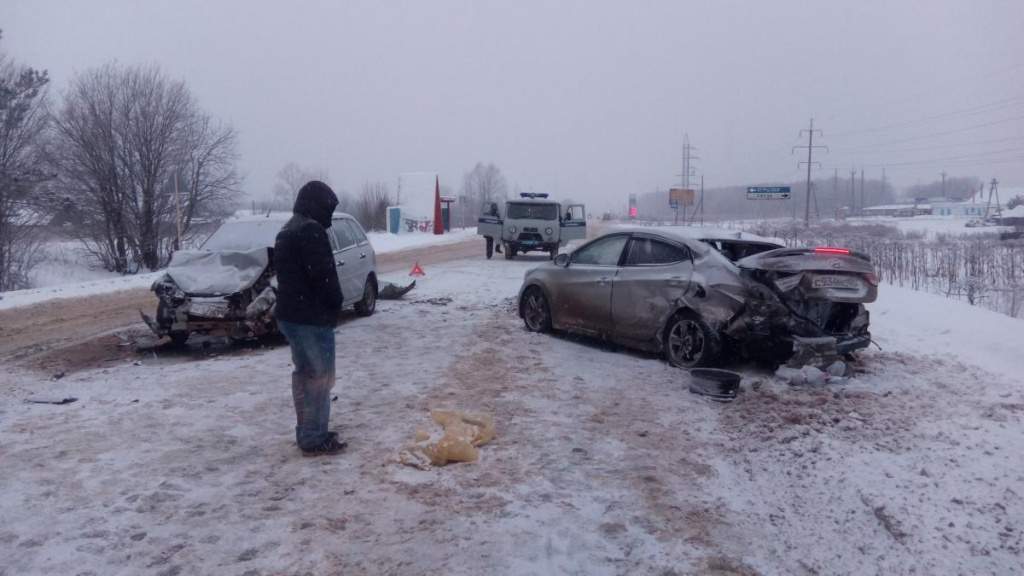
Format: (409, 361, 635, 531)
(597, 276, 611, 285)
(359, 253, 367, 259)
(336, 260, 345, 267)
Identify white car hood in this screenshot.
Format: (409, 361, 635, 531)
(165, 248, 270, 296)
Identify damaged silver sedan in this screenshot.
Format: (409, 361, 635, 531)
(517, 228, 877, 367)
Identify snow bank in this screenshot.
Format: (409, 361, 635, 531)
(870, 282, 1024, 380)
(0, 228, 477, 311)
(366, 228, 476, 253)
(0, 271, 162, 311)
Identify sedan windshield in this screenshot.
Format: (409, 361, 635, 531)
(506, 202, 558, 220)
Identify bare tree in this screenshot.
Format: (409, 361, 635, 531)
(272, 162, 330, 210)
(461, 162, 508, 216)
(0, 31, 51, 290)
(49, 63, 240, 272)
(354, 181, 392, 231)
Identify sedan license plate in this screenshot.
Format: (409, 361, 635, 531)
(811, 275, 860, 289)
(189, 302, 231, 318)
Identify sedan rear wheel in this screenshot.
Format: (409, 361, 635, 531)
(522, 287, 552, 333)
(665, 311, 720, 368)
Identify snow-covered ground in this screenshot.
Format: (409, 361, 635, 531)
(845, 216, 1012, 239)
(0, 229, 477, 311)
(1, 256, 1021, 574)
(366, 227, 476, 254)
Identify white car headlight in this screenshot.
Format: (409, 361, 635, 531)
(545, 227, 553, 235)
(509, 226, 517, 234)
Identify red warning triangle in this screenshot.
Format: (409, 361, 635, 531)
(409, 261, 426, 277)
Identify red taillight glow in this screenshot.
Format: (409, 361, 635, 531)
(814, 247, 850, 255)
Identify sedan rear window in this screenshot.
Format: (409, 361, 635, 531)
(626, 238, 690, 265)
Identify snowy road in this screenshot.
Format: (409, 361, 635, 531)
(1, 254, 1022, 575)
(0, 238, 483, 375)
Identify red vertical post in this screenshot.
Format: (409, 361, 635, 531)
(433, 175, 443, 235)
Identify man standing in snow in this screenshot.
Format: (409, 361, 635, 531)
(274, 181, 347, 457)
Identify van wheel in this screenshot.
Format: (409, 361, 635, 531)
(485, 237, 494, 259)
(504, 243, 515, 260)
(664, 310, 720, 368)
(355, 278, 377, 316)
(549, 248, 558, 260)
(521, 287, 552, 333)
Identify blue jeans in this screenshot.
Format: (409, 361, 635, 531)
(277, 320, 336, 450)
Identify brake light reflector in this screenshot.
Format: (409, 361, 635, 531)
(814, 247, 850, 255)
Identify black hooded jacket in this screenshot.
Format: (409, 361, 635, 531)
(273, 181, 344, 326)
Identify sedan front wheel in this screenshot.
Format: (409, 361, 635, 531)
(521, 287, 552, 333)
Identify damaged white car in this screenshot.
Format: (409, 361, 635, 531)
(142, 214, 386, 345)
(518, 228, 877, 368)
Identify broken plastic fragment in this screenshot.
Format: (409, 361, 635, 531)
(399, 410, 495, 469)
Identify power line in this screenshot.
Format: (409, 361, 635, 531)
(837, 135, 1023, 156)
(846, 145, 1024, 169)
(846, 155, 1024, 173)
(829, 95, 1024, 139)
(822, 62, 1024, 126)
(838, 114, 1024, 152)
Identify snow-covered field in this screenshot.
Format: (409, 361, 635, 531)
(845, 216, 1012, 239)
(0, 229, 477, 311)
(1, 256, 1021, 574)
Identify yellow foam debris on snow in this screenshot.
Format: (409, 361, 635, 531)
(399, 410, 495, 469)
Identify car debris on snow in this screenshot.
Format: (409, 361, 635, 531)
(398, 410, 495, 469)
(24, 397, 78, 405)
(687, 368, 741, 402)
(377, 280, 416, 300)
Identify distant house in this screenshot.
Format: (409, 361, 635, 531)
(930, 200, 989, 218)
(998, 205, 1024, 227)
(862, 203, 930, 217)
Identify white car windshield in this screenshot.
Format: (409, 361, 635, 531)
(202, 219, 285, 251)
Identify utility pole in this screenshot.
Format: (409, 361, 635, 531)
(990, 178, 1001, 218)
(881, 167, 887, 204)
(941, 171, 947, 200)
(832, 168, 838, 217)
(792, 118, 827, 228)
(174, 171, 183, 251)
(850, 169, 857, 216)
(676, 133, 699, 225)
(699, 175, 704, 226)
(860, 168, 865, 215)
(689, 174, 705, 226)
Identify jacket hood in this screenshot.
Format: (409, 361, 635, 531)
(293, 180, 338, 228)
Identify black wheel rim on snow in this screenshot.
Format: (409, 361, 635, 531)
(523, 291, 548, 331)
(668, 319, 704, 365)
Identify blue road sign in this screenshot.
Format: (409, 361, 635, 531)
(747, 186, 791, 200)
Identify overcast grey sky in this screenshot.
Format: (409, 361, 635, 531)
(3, 0, 1022, 211)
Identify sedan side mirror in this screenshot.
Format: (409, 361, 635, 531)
(554, 253, 570, 267)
